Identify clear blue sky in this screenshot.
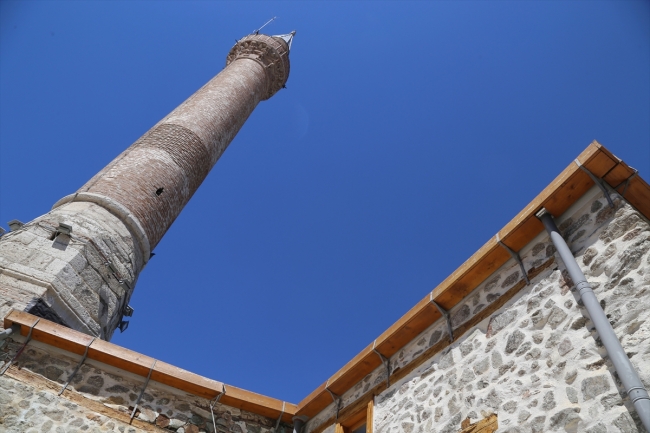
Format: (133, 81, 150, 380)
(1, 1, 648, 404)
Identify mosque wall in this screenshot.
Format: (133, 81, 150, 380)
(0, 339, 286, 433)
(305, 187, 650, 433)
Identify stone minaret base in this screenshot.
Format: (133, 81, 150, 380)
(0, 201, 143, 340)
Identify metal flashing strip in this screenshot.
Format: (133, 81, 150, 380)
(372, 340, 391, 388)
(0, 317, 40, 375)
(429, 293, 453, 343)
(575, 159, 615, 208)
(210, 385, 227, 433)
(274, 401, 286, 432)
(3, 311, 294, 421)
(324, 382, 342, 421)
(59, 337, 96, 395)
(495, 233, 530, 285)
(130, 360, 157, 423)
(613, 168, 639, 198)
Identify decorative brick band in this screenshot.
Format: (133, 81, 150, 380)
(75, 124, 212, 249)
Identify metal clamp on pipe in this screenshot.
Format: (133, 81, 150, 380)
(536, 207, 650, 431)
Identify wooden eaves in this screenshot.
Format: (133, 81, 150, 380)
(295, 140, 650, 418)
(3, 309, 298, 423)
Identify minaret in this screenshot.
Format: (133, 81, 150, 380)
(0, 32, 294, 339)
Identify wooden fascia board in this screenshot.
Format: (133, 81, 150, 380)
(298, 301, 443, 415)
(296, 382, 334, 418)
(221, 386, 298, 422)
(326, 344, 379, 393)
(151, 361, 224, 400)
(296, 141, 649, 417)
(2, 310, 296, 422)
(373, 297, 442, 355)
(625, 175, 650, 218)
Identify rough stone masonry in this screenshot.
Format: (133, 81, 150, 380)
(0, 339, 286, 433)
(0, 33, 292, 340)
(305, 187, 650, 433)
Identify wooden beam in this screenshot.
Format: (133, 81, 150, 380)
(366, 399, 374, 433)
(458, 414, 498, 433)
(2, 310, 296, 423)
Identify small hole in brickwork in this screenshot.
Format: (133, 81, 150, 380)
(49, 232, 56, 241)
(155, 187, 164, 196)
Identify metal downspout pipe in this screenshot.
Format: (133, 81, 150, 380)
(0, 324, 20, 343)
(0, 324, 21, 351)
(292, 415, 308, 433)
(536, 208, 650, 430)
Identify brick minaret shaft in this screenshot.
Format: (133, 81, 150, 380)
(0, 33, 293, 339)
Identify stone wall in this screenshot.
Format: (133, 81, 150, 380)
(0, 338, 287, 433)
(306, 187, 650, 433)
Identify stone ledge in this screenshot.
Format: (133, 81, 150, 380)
(52, 192, 151, 264)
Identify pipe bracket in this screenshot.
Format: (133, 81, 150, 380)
(496, 233, 530, 285)
(430, 293, 453, 343)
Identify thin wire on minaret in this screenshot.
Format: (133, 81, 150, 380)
(253, 16, 277, 35)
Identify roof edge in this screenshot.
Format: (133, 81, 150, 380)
(296, 140, 649, 417)
(2, 310, 297, 423)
